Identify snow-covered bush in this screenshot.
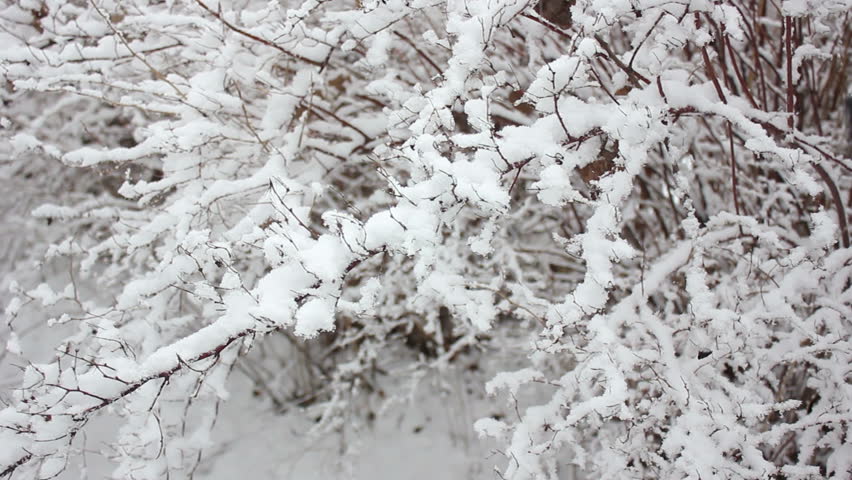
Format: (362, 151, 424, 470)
(1, 0, 850, 478)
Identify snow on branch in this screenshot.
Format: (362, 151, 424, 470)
(1, 0, 850, 478)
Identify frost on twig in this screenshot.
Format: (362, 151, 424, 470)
(0, 0, 850, 478)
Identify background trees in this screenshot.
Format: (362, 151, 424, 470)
(1, 0, 850, 478)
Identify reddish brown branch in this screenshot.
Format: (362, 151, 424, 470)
(811, 163, 850, 249)
(784, 16, 795, 130)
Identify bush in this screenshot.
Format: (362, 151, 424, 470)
(1, 0, 850, 478)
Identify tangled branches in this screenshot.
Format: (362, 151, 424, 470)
(0, 0, 850, 478)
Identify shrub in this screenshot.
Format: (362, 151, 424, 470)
(1, 0, 850, 478)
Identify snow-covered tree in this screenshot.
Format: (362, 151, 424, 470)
(1, 0, 850, 478)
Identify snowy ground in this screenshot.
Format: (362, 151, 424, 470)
(199, 371, 500, 480)
(2, 308, 517, 479)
